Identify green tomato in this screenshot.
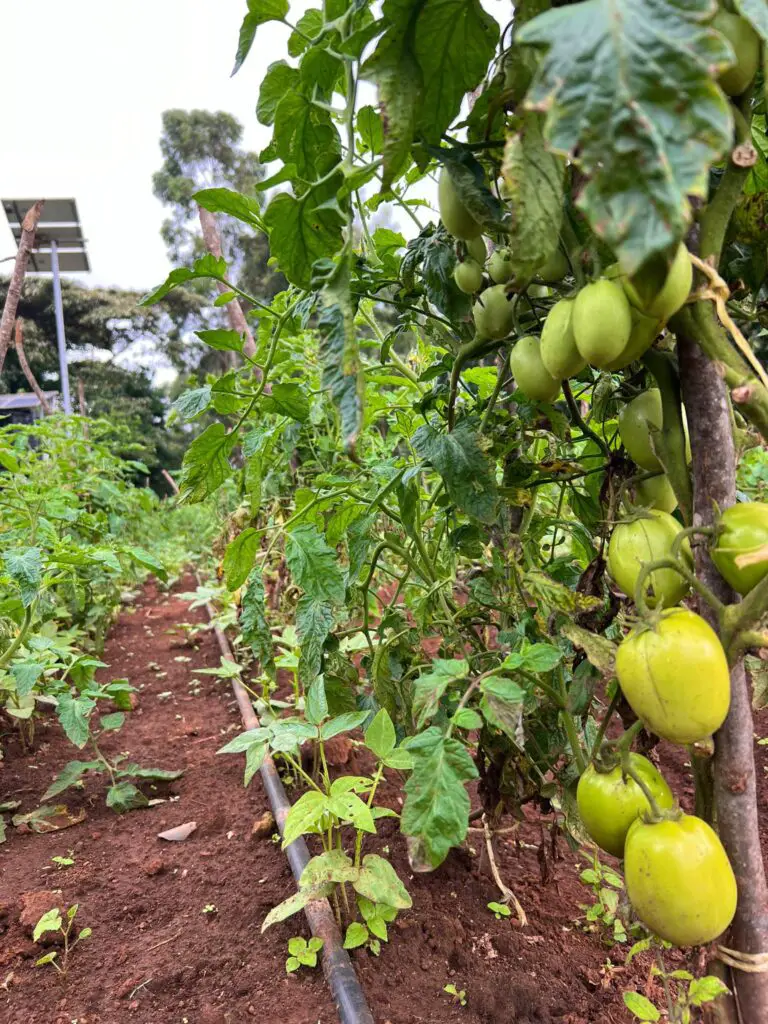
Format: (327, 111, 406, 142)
(466, 236, 487, 264)
(488, 247, 514, 284)
(453, 259, 484, 294)
(606, 308, 661, 371)
(623, 244, 692, 322)
(438, 168, 482, 240)
(577, 755, 674, 859)
(616, 607, 730, 744)
(618, 388, 691, 472)
(473, 284, 515, 340)
(537, 249, 569, 283)
(572, 279, 632, 367)
(625, 813, 737, 946)
(634, 473, 677, 514)
(711, 501, 768, 595)
(607, 509, 691, 609)
(540, 299, 586, 379)
(510, 336, 561, 403)
(713, 10, 760, 97)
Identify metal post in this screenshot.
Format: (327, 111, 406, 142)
(50, 240, 72, 414)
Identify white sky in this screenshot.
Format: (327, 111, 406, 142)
(0, 0, 318, 293)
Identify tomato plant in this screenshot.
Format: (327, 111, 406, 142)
(138, 0, 768, 1015)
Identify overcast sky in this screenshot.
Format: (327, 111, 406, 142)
(0, 0, 319, 293)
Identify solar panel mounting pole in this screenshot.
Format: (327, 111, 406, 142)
(49, 239, 72, 414)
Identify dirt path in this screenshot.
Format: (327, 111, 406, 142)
(0, 579, 332, 1024)
(3, 581, 766, 1024)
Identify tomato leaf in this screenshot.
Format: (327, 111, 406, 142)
(518, 0, 733, 271)
(232, 0, 289, 76)
(223, 528, 260, 592)
(297, 597, 334, 682)
(413, 421, 498, 523)
(177, 423, 236, 504)
(286, 524, 346, 605)
(501, 112, 565, 282)
(622, 991, 661, 1022)
(401, 726, 478, 868)
(258, 61, 301, 126)
(411, 658, 469, 729)
(264, 191, 344, 289)
(240, 568, 275, 677)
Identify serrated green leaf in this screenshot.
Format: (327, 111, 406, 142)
(10, 660, 44, 697)
(195, 329, 244, 353)
(232, 0, 290, 76)
(411, 658, 468, 729)
(518, 0, 733, 272)
(264, 191, 344, 289)
(223, 528, 260, 592)
(171, 386, 212, 422)
(383, 747, 414, 771)
(141, 253, 227, 305)
(106, 782, 149, 813)
(272, 91, 341, 181)
(241, 568, 275, 677)
(262, 382, 310, 422)
(297, 597, 334, 682)
(42, 760, 102, 801)
(286, 524, 345, 604)
(501, 112, 565, 281)
(258, 61, 301, 125)
(177, 423, 236, 504)
(56, 693, 95, 749)
(401, 726, 477, 868)
(4, 547, 42, 606)
(688, 975, 730, 1006)
(413, 421, 498, 523)
(320, 710, 369, 741)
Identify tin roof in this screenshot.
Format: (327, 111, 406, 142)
(0, 392, 59, 410)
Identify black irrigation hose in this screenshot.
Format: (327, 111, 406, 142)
(205, 609, 375, 1024)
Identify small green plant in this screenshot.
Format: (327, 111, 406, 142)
(201, 904, 218, 915)
(577, 849, 631, 944)
(51, 851, 75, 869)
(285, 936, 324, 973)
(33, 905, 91, 978)
(220, 703, 412, 943)
(444, 983, 467, 1007)
(623, 939, 729, 1022)
(487, 901, 511, 921)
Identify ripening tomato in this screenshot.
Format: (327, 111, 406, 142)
(573, 279, 632, 367)
(537, 249, 569, 283)
(488, 247, 514, 284)
(607, 509, 691, 609)
(623, 244, 692, 322)
(473, 284, 515, 340)
(618, 388, 691, 472)
(540, 299, 586, 380)
(625, 813, 737, 946)
(615, 607, 730, 744)
(453, 259, 484, 294)
(510, 336, 560, 402)
(634, 473, 677, 514)
(466, 236, 487, 264)
(605, 308, 661, 371)
(711, 501, 768, 595)
(438, 168, 482, 240)
(577, 755, 674, 859)
(713, 10, 760, 97)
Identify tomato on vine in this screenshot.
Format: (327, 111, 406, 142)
(540, 298, 585, 380)
(711, 501, 768, 595)
(510, 336, 560, 403)
(615, 608, 730, 744)
(625, 813, 737, 946)
(577, 754, 674, 859)
(607, 509, 691, 609)
(618, 388, 691, 473)
(572, 279, 632, 367)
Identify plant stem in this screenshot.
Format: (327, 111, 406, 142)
(590, 688, 622, 760)
(621, 752, 665, 821)
(0, 605, 33, 668)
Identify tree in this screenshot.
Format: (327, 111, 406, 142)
(145, 2, 768, 1019)
(152, 109, 285, 308)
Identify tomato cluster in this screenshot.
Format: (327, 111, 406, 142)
(435, 105, 768, 945)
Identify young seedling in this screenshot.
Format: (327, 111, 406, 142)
(623, 939, 730, 1023)
(201, 904, 218, 916)
(285, 936, 323, 973)
(51, 851, 75, 869)
(487, 901, 511, 921)
(444, 983, 467, 1007)
(33, 905, 91, 978)
(577, 850, 631, 944)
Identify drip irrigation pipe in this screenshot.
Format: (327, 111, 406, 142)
(204, 607, 375, 1024)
